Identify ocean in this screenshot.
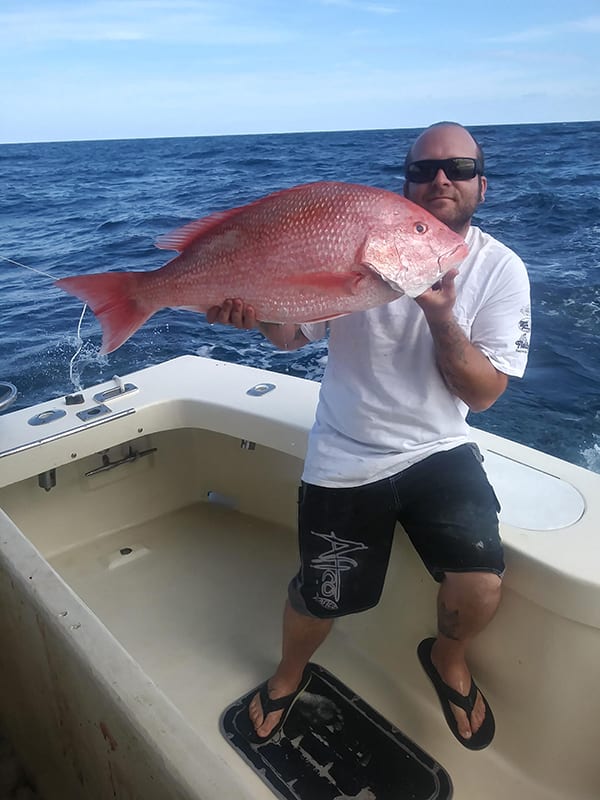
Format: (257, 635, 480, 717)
(1, 121, 599, 472)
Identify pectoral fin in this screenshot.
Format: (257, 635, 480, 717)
(285, 271, 366, 294)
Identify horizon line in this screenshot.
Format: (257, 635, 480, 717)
(1, 118, 597, 147)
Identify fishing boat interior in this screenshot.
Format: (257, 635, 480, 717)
(0, 355, 598, 800)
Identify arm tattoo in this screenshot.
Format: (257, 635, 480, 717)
(428, 318, 471, 395)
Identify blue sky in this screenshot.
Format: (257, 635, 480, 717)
(1, 0, 598, 143)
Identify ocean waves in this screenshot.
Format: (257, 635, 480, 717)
(1, 121, 599, 471)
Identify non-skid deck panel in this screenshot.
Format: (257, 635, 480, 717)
(221, 662, 453, 800)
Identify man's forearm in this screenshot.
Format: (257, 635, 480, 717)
(426, 317, 507, 412)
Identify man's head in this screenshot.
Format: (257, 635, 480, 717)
(403, 121, 487, 238)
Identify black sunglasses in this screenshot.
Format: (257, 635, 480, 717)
(405, 157, 483, 184)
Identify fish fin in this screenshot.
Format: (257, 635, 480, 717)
(155, 211, 243, 252)
(155, 182, 337, 252)
(55, 272, 155, 354)
(285, 271, 367, 294)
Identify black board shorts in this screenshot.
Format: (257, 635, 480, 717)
(288, 443, 503, 619)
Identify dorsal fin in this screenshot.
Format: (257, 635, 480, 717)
(155, 182, 337, 252)
(155, 208, 245, 252)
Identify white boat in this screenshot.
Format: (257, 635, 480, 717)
(0, 355, 597, 800)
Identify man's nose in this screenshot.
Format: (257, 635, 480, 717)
(431, 168, 451, 184)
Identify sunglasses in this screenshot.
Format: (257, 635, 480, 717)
(405, 157, 483, 184)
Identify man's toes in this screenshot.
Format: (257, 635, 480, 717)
(248, 692, 263, 726)
(452, 705, 472, 739)
(256, 709, 283, 738)
(469, 692, 486, 734)
(451, 691, 486, 739)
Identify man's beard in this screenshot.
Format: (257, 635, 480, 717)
(423, 193, 480, 234)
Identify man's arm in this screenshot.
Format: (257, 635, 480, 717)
(206, 298, 309, 351)
(415, 270, 508, 412)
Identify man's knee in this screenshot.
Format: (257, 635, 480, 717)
(444, 570, 501, 590)
(441, 570, 503, 610)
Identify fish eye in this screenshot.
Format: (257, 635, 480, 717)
(414, 222, 428, 234)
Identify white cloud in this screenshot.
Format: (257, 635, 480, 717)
(487, 14, 600, 44)
(318, 0, 400, 15)
(0, 1, 290, 46)
(570, 15, 600, 33)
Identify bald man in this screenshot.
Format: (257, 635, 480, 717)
(209, 122, 531, 750)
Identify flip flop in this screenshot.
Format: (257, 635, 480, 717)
(241, 668, 312, 745)
(417, 637, 495, 750)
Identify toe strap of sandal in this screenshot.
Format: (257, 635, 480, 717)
(438, 678, 478, 715)
(259, 683, 299, 715)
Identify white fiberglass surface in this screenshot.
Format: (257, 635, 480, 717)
(49, 501, 298, 717)
(47, 499, 572, 800)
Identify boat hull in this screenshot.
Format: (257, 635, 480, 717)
(0, 355, 598, 799)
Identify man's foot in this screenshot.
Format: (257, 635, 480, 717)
(417, 637, 495, 750)
(430, 639, 487, 739)
(246, 669, 311, 743)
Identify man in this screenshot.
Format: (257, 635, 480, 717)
(207, 122, 531, 750)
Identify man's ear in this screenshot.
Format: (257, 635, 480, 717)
(479, 175, 487, 203)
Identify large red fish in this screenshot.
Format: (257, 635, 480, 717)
(55, 181, 468, 354)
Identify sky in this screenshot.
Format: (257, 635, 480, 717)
(1, 0, 599, 144)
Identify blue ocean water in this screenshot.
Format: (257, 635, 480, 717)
(1, 122, 599, 471)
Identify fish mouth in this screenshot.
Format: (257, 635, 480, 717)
(378, 239, 469, 297)
(437, 240, 469, 272)
(403, 241, 468, 297)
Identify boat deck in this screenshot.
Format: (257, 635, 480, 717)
(49, 500, 562, 800)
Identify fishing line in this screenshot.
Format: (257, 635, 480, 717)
(69, 303, 89, 389)
(0, 252, 91, 386)
(0, 253, 56, 281)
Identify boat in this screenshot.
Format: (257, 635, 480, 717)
(0, 354, 597, 799)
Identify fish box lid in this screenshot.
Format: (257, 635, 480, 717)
(482, 449, 585, 531)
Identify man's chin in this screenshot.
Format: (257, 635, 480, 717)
(425, 196, 454, 208)
(424, 202, 457, 228)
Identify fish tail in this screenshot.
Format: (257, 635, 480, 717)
(55, 272, 154, 354)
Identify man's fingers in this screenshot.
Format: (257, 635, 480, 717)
(442, 268, 459, 286)
(206, 298, 257, 329)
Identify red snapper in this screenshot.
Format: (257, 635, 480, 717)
(55, 181, 468, 353)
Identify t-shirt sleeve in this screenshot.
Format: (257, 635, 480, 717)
(300, 321, 328, 342)
(471, 253, 531, 378)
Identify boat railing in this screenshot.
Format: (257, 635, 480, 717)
(0, 382, 17, 413)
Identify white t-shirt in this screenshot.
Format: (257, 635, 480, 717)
(300, 225, 531, 488)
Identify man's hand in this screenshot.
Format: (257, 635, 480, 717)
(413, 269, 508, 411)
(206, 298, 258, 330)
(414, 268, 459, 324)
(206, 297, 308, 351)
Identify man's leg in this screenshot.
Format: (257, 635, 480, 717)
(430, 571, 502, 740)
(248, 478, 397, 739)
(248, 600, 333, 739)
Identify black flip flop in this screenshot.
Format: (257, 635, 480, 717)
(417, 637, 495, 750)
(240, 668, 312, 745)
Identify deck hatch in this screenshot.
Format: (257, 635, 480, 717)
(222, 662, 453, 800)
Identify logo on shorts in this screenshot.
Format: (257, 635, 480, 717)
(310, 529, 367, 610)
